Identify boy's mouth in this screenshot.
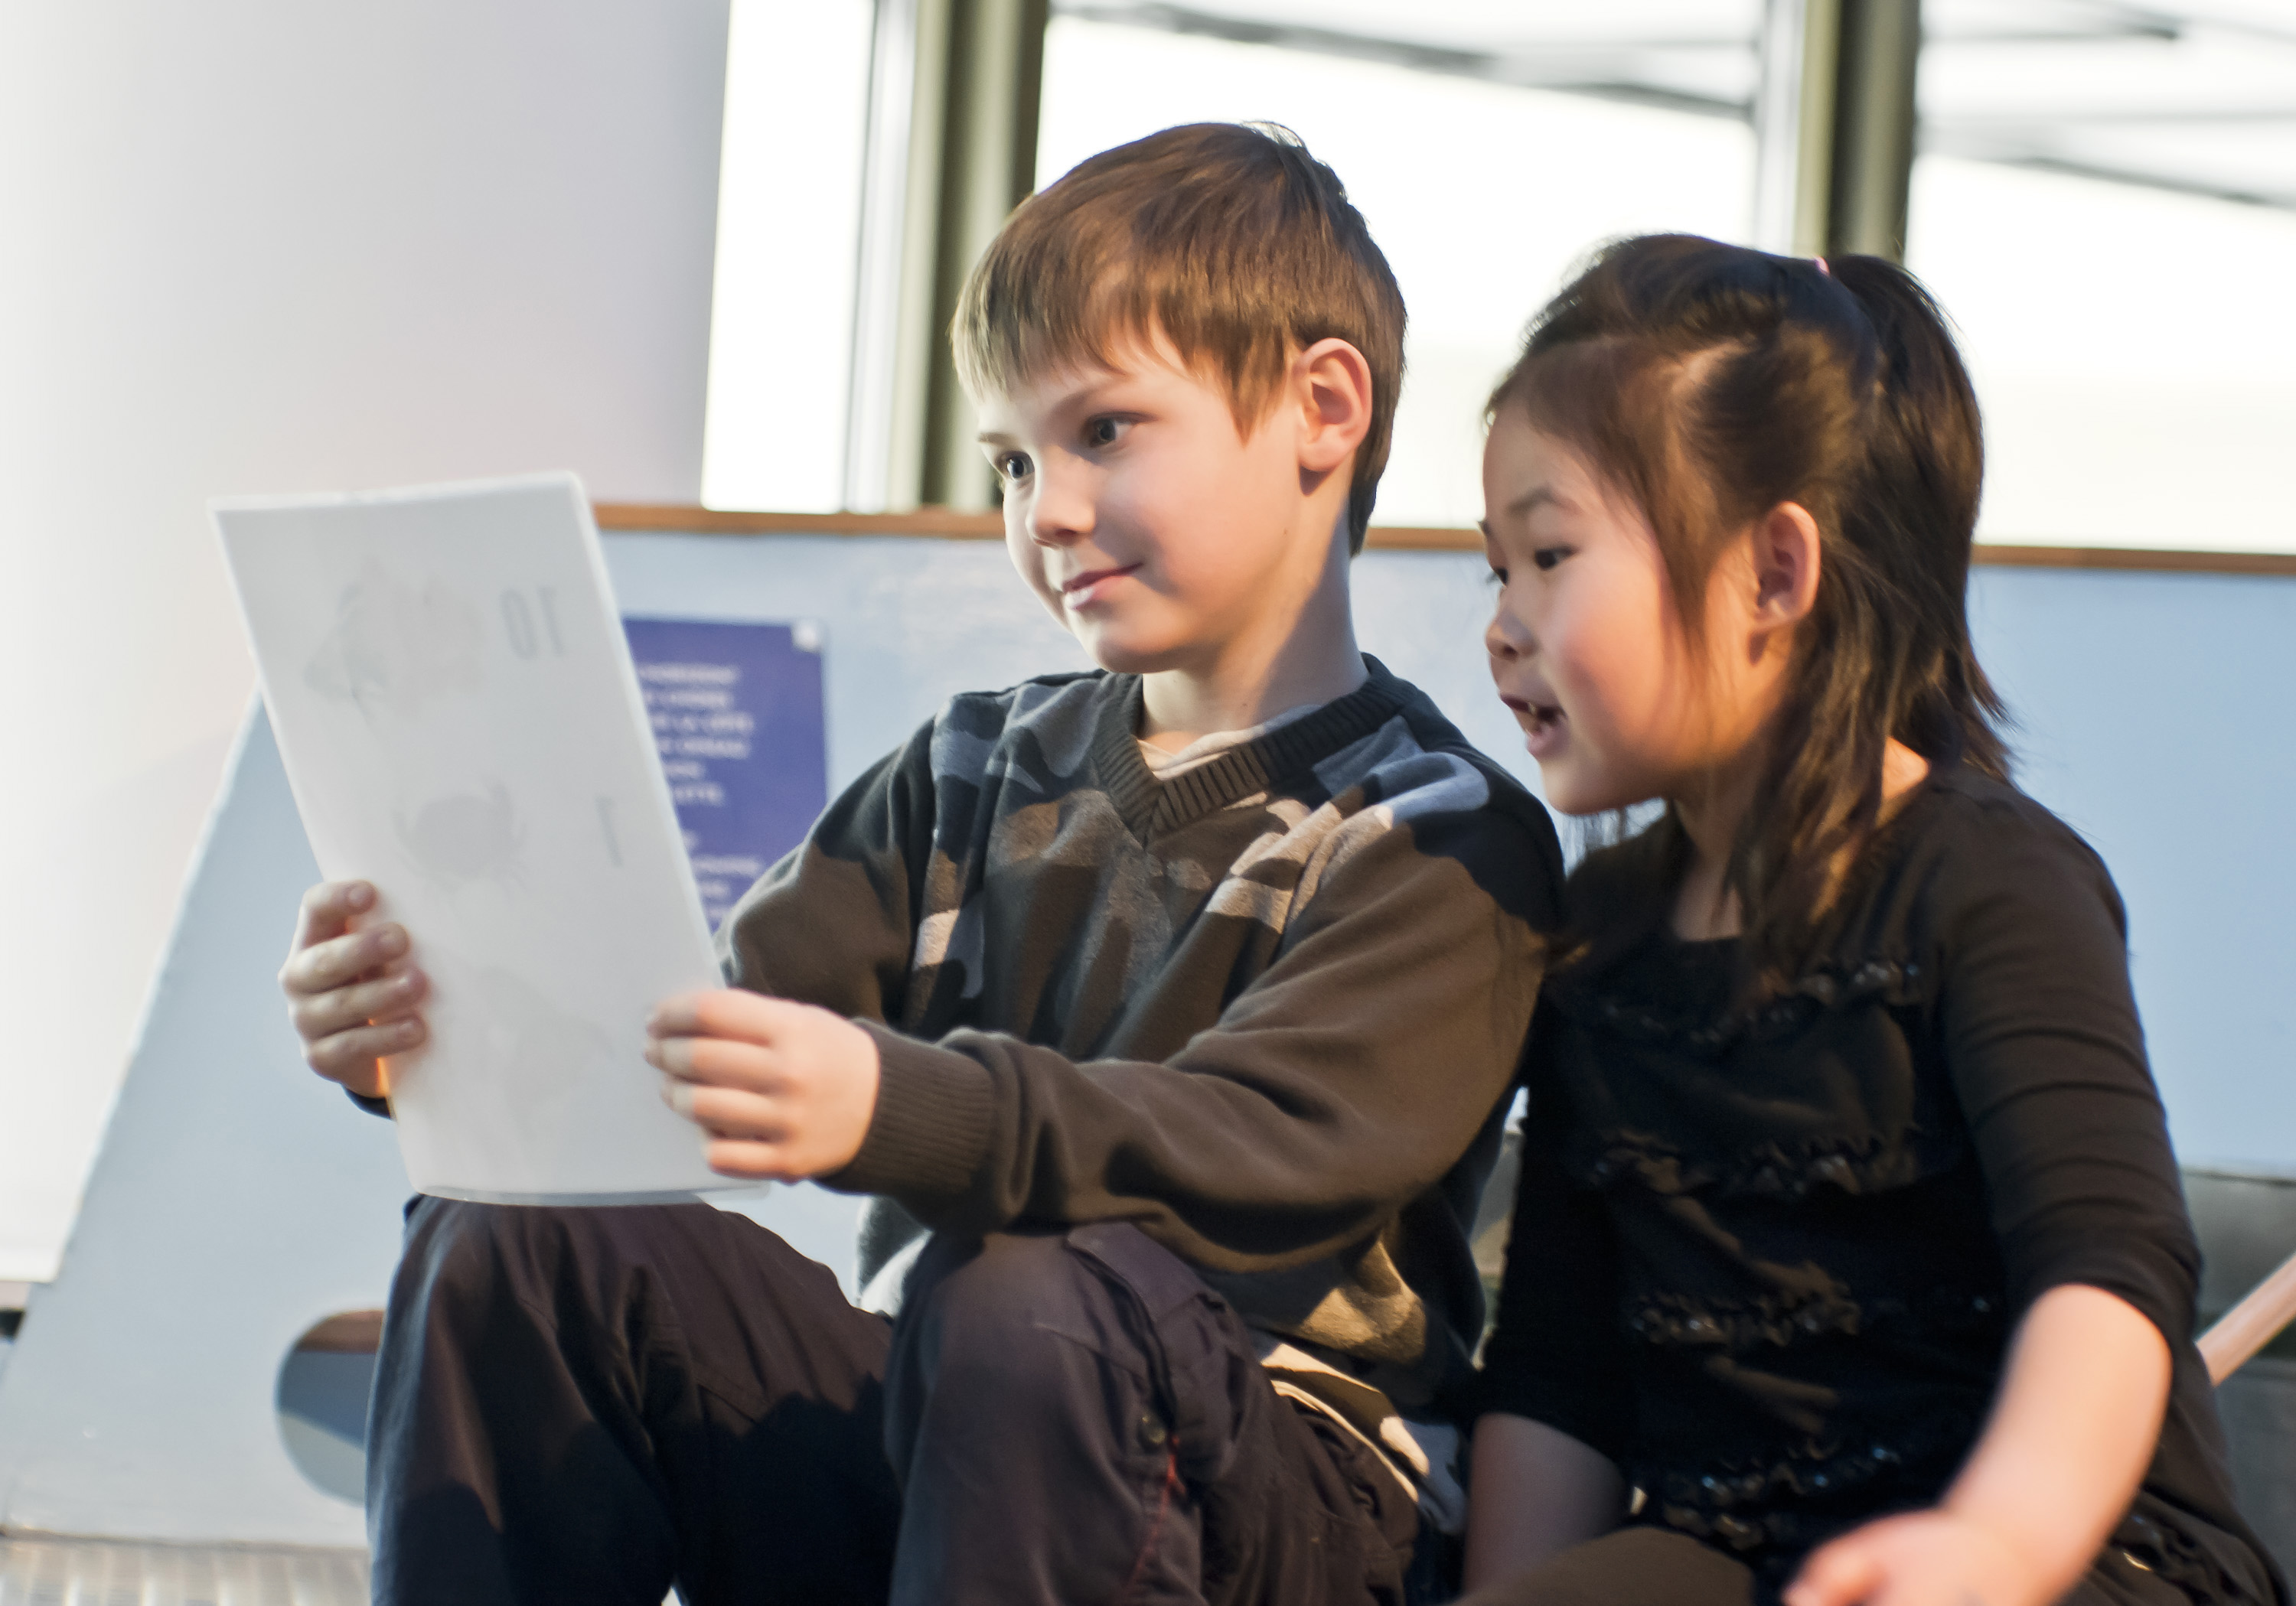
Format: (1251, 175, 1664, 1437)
(1060, 563, 1141, 607)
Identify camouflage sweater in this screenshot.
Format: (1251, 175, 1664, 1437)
(720, 656, 1561, 1415)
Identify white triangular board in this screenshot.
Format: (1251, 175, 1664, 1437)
(0, 701, 854, 1544)
(0, 705, 400, 1543)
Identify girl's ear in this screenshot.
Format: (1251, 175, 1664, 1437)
(1293, 337, 1374, 473)
(1751, 501, 1822, 631)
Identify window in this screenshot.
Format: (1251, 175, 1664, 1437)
(1907, 0, 2296, 552)
(699, 0, 2295, 548)
(1035, 2, 1761, 526)
(700, 0, 877, 513)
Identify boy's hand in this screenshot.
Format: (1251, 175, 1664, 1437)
(646, 990, 881, 1181)
(1784, 1508, 2044, 1606)
(279, 879, 429, 1100)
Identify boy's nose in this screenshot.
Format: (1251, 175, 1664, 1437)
(1026, 471, 1093, 548)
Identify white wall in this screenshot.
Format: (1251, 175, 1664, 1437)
(0, 0, 731, 1282)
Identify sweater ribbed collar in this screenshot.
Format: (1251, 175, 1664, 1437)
(1088, 656, 1409, 840)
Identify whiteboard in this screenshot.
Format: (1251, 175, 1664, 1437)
(214, 473, 731, 1202)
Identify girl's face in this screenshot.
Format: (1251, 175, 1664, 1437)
(1481, 409, 1778, 817)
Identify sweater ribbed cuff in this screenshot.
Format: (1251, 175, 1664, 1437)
(826, 1021, 1000, 1213)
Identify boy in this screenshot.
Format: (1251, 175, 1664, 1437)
(283, 122, 1561, 1606)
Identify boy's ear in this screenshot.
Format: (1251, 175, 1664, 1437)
(1750, 501, 1821, 633)
(1293, 337, 1373, 474)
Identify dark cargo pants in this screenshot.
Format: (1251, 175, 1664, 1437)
(365, 1196, 1424, 1606)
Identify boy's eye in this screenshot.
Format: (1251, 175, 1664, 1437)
(995, 451, 1033, 481)
(1083, 417, 1127, 450)
(1531, 546, 1572, 572)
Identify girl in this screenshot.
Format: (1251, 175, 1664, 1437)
(1459, 235, 2284, 1606)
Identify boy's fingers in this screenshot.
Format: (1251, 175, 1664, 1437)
(703, 1138, 797, 1181)
(313, 1017, 426, 1068)
(660, 1077, 784, 1141)
(647, 1032, 781, 1090)
(647, 992, 711, 1037)
(673, 1083, 730, 1126)
(290, 879, 376, 953)
(304, 1019, 422, 1096)
(648, 988, 797, 1044)
(282, 924, 409, 998)
(289, 967, 428, 1042)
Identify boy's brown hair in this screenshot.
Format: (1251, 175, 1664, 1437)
(952, 122, 1406, 553)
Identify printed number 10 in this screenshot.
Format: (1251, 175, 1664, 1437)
(501, 587, 565, 660)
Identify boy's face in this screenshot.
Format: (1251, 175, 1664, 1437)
(975, 336, 1337, 678)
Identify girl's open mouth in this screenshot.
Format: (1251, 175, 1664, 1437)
(1504, 695, 1566, 757)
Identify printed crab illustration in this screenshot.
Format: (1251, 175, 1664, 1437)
(395, 783, 526, 891)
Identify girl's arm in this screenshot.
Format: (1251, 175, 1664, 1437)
(1784, 800, 2199, 1606)
(1786, 1282, 2170, 1606)
(1466, 1031, 1636, 1592)
(1463, 1414, 1626, 1588)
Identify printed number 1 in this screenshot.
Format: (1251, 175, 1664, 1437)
(502, 587, 566, 660)
(596, 797, 623, 867)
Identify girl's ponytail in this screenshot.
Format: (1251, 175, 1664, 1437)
(1825, 257, 2008, 780)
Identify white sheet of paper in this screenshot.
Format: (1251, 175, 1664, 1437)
(215, 472, 733, 1202)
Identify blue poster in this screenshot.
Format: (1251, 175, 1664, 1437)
(621, 617, 829, 933)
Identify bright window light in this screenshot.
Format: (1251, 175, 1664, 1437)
(1910, 157, 2296, 553)
(1909, 2, 2296, 552)
(700, 0, 876, 513)
(1035, 15, 1756, 527)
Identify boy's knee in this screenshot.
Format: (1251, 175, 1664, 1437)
(908, 1225, 1229, 1359)
(896, 1226, 1261, 1470)
(905, 1230, 1112, 1358)
(888, 1230, 1171, 1488)
(395, 1196, 631, 1320)
(404, 1195, 546, 1278)
(912, 1222, 1217, 1327)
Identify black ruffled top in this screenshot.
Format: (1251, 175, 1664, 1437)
(1479, 765, 2285, 1601)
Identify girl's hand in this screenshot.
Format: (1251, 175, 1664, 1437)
(1785, 1508, 2046, 1606)
(645, 989, 880, 1181)
(1791, 1286, 2166, 1606)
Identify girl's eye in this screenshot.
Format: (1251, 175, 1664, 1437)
(1084, 417, 1127, 449)
(1531, 546, 1572, 572)
(996, 451, 1033, 481)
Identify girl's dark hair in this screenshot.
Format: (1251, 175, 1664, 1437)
(1492, 233, 2009, 984)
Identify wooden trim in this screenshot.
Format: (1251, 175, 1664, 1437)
(2201, 1251, 2296, 1384)
(594, 503, 1495, 550)
(592, 505, 2296, 575)
(1968, 543, 2296, 577)
(295, 1309, 386, 1354)
(595, 504, 1008, 539)
(1361, 526, 1489, 552)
